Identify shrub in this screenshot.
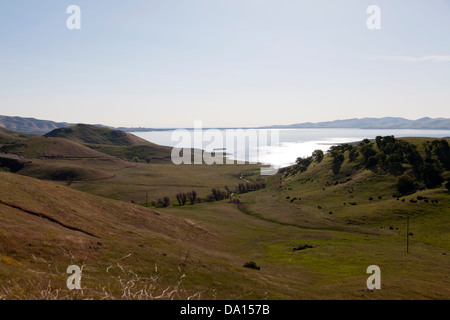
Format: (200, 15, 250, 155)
(243, 261, 260, 270)
(293, 244, 313, 251)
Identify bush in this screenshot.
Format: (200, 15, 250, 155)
(293, 244, 313, 251)
(243, 261, 260, 270)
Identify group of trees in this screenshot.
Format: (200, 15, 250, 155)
(206, 179, 266, 202)
(320, 136, 449, 194)
(176, 190, 197, 206)
(285, 149, 324, 175)
(152, 178, 267, 208)
(155, 197, 170, 208)
(284, 136, 450, 196)
(371, 136, 449, 193)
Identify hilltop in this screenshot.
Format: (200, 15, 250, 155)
(45, 124, 173, 163)
(44, 124, 150, 146)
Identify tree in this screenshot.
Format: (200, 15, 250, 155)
(187, 190, 197, 204)
(330, 151, 345, 175)
(163, 196, 170, 207)
(312, 149, 324, 163)
(366, 156, 378, 167)
(176, 193, 183, 206)
(431, 139, 450, 170)
(349, 148, 359, 162)
(361, 145, 376, 162)
(445, 181, 450, 193)
(295, 156, 313, 173)
(396, 174, 416, 195)
(421, 163, 444, 189)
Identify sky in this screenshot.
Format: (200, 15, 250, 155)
(1, 0, 450, 128)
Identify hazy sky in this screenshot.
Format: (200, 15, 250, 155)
(1, 0, 449, 128)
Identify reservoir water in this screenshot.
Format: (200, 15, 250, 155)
(132, 128, 450, 168)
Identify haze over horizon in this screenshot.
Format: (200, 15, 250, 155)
(1, 0, 450, 128)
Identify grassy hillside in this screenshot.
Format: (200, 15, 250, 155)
(0, 172, 216, 299)
(0, 137, 132, 182)
(0, 136, 122, 159)
(45, 124, 172, 162)
(241, 137, 450, 239)
(44, 124, 149, 146)
(0, 127, 36, 145)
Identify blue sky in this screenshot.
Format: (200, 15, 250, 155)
(1, 0, 449, 128)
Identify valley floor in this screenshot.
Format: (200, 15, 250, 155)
(2, 160, 448, 299)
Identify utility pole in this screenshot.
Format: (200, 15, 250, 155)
(407, 216, 410, 254)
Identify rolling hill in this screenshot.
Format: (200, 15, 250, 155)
(0, 136, 125, 159)
(0, 136, 132, 181)
(44, 124, 150, 146)
(0, 127, 37, 145)
(0, 172, 213, 299)
(44, 124, 173, 163)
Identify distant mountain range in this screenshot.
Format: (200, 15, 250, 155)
(1, 115, 450, 134)
(0, 115, 110, 134)
(260, 117, 450, 130)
